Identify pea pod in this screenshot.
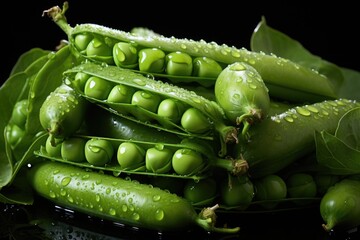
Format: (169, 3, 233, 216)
(64, 62, 238, 156)
(44, 2, 340, 102)
(215, 62, 270, 136)
(232, 99, 360, 178)
(39, 83, 88, 145)
(320, 178, 360, 232)
(27, 160, 240, 233)
(36, 134, 247, 179)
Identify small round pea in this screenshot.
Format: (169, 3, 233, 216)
(165, 51, 193, 76)
(131, 90, 161, 121)
(138, 48, 165, 73)
(183, 178, 217, 206)
(286, 173, 317, 205)
(157, 98, 185, 123)
(10, 99, 29, 127)
(61, 137, 86, 163)
(180, 107, 212, 134)
(84, 76, 113, 100)
(5, 124, 25, 147)
(74, 33, 93, 52)
(172, 148, 204, 175)
(85, 138, 114, 166)
(73, 72, 91, 91)
(192, 57, 223, 78)
(253, 174, 287, 209)
(107, 84, 136, 104)
(113, 42, 138, 68)
(117, 142, 145, 169)
(45, 134, 62, 157)
(86, 37, 114, 64)
(220, 174, 254, 209)
(145, 145, 173, 173)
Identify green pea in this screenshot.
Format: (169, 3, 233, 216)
(5, 124, 25, 147)
(314, 174, 340, 196)
(61, 137, 86, 163)
(86, 37, 114, 64)
(183, 178, 217, 206)
(73, 72, 90, 91)
(145, 145, 173, 173)
(84, 76, 113, 100)
(157, 98, 185, 124)
(10, 99, 28, 127)
(220, 174, 254, 209)
(165, 51, 193, 76)
(192, 57, 223, 78)
(107, 84, 136, 104)
(113, 42, 138, 68)
(138, 48, 165, 73)
(286, 173, 317, 205)
(85, 138, 114, 166)
(131, 90, 161, 121)
(74, 33, 93, 52)
(172, 148, 204, 175)
(180, 107, 211, 134)
(253, 174, 287, 209)
(117, 142, 145, 169)
(45, 134, 62, 157)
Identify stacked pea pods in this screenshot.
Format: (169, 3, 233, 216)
(1, 1, 360, 236)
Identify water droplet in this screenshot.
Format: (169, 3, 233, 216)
(155, 209, 164, 221)
(60, 188, 67, 196)
(109, 208, 116, 216)
(49, 190, 56, 198)
(152, 195, 161, 202)
(95, 194, 101, 202)
(67, 195, 74, 203)
(284, 116, 294, 122)
(132, 212, 140, 221)
(122, 204, 128, 212)
(307, 106, 319, 113)
(132, 78, 146, 86)
(296, 107, 311, 116)
(248, 83, 257, 89)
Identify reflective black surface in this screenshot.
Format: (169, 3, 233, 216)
(1, 196, 359, 240)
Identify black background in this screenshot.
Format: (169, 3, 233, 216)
(2, 0, 360, 83)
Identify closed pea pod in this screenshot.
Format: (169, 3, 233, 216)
(27, 161, 240, 233)
(320, 178, 360, 232)
(232, 99, 360, 178)
(39, 83, 88, 146)
(215, 62, 270, 136)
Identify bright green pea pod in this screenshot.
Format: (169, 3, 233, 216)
(233, 99, 360, 179)
(320, 178, 360, 232)
(64, 62, 238, 157)
(45, 3, 340, 101)
(215, 62, 270, 136)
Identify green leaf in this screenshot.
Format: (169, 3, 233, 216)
(335, 107, 360, 150)
(9, 48, 51, 77)
(250, 17, 343, 95)
(315, 130, 360, 175)
(337, 67, 360, 100)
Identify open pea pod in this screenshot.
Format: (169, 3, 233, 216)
(34, 134, 246, 181)
(64, 62, 237, 156)
(44, 2, 339, 102)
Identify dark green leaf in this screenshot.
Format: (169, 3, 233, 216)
(250, 17, 343, 95)
(9, 48, 51, 77)
(335, 107, 360, 150)
(337, 67, 360, 100)
(315, 130, 360, 175)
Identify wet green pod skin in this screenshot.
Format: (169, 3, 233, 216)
(320, 179, 360, 232)
(28, 161, 240, 233)
(215, 62, 270, 136)
(39, 83, 88, 145)
(232, 99, 360, 178)
(45, 3, 339, 101)
(84, 105, 183, 144)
